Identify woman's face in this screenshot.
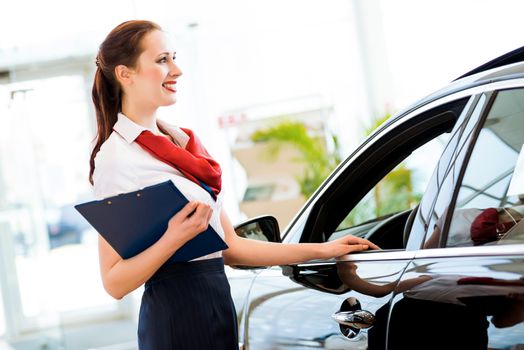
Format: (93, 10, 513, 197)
(127, 29, 182, 108)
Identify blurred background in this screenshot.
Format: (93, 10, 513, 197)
(0, 0, 523, 348)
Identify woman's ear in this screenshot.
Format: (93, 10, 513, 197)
(114, 65, 134, 86)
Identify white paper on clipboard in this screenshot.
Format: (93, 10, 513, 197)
(508, 144, 524, 196)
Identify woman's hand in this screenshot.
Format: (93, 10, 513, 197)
(164, 201, 213, 248)
(319, 235, 380, 259)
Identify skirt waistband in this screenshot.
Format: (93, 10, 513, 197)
(146, 257, 225, 287)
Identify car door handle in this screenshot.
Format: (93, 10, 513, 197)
(331, 310, 376, 329)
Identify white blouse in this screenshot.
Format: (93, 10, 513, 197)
(92, 112, 225, 260)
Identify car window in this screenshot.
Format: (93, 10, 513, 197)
(294, 97, 470, 248)
(406, 96, 482, 250)
(419, 94, 488, 249)
(334, 134, 448, 233)
(436, 89, 524, 247)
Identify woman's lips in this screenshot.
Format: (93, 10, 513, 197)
(162, 81, 177, 93)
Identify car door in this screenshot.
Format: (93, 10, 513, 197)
(239, 91, 477, 349)
(389, 85, 524, 350)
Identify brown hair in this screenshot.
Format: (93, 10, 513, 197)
(89, 20, 162, 184)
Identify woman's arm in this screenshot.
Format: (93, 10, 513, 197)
(98, 201, 212, 299)
(221, 210, 379, 267)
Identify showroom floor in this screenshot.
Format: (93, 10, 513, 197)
(2, 319, 137, 350)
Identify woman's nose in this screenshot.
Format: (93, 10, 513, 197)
(169, 62, 182, 77)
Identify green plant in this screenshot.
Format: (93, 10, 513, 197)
(251, 120, 341, 198)
(249, 112, 421, 225)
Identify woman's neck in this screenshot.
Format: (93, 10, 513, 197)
(121, 103, 161, 133)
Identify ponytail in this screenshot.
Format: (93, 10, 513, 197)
(88, 67, 120, 184)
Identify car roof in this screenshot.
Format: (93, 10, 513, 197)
(455, 45, 524, 80)
(359, 46, 524, 162)
(387, 46, 524, 129)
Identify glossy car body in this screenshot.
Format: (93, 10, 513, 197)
(230, 47, 524, 350)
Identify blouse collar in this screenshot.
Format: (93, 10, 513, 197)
(114, 112, 190, 148)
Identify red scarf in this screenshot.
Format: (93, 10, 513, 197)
(135, 128, 222, 199)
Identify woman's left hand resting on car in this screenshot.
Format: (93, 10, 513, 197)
(219, 210, 380, 267)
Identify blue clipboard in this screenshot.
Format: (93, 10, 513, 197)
(75, 180, 228, 263)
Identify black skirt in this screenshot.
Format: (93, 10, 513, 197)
(138, 257, 238, 350)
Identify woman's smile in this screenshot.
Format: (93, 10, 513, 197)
(162, 80, 177, 93)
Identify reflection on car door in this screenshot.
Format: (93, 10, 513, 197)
(244, 256, 412, 349)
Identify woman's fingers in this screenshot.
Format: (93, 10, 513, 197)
(345, 235, 380, 250)
(345, 244, 369, 253)
(164, 201, 215, 245)
(362, 240, 380, 250)
(206, 205, 213, 223)
(177, 201, 199, 218)
(187, 202, 213, 231)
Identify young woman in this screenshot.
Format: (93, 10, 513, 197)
(90, 20, 378, 350)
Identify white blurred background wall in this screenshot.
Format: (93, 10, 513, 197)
(0, 0, 523, 349)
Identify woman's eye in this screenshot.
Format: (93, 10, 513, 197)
(158, 56, 175, 64)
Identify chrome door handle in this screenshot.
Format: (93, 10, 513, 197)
(331, 310, 376, 329)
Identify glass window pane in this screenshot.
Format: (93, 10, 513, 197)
(336, 133, 449, 232)
(445, 89, 524, 247)
(417, 96, 479, 231)
(421, 94, 487, 248)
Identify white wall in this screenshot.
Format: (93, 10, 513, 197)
(2, 0, 524, 221)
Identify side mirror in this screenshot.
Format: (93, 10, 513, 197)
(234, 215, 281, 243)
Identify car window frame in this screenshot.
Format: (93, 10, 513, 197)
(408, 93, 490, 250)
(435, 91, 498, 248)
(292, 98, 469, 246)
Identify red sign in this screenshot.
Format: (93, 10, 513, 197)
(218, 112, 247, 128)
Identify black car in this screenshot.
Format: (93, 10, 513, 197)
(230, 46, 524, 350)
